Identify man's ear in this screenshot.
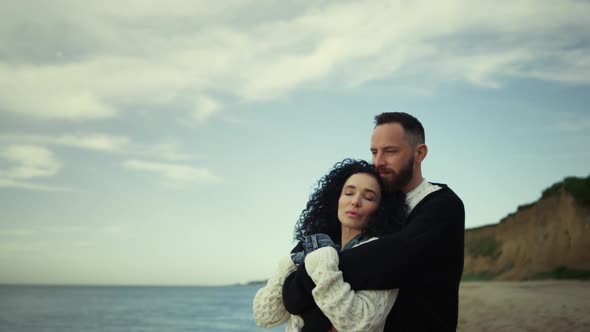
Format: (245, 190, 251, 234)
(415, 144, 428, 163)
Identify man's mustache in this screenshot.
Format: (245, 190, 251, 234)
(377, 167, 393, 174)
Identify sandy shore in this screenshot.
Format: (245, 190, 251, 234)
(458, 281, 590, 331)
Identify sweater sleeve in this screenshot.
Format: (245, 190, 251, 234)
(305, 246, 398, 332)
(253, 256, 298, 328)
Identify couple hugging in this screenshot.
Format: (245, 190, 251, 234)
(254, 112, 465, 332)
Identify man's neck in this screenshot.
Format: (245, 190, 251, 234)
(402, 175, 424, 193)
(405, 177, 426, 195)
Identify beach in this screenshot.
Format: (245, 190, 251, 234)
(458, 281, 590, 331)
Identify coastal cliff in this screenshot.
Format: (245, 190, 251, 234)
(463, 176, 590, 280)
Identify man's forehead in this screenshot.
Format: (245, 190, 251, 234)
(371, 126, 409, 150)
(372, 123, 405, 136)
(371, 129, 406, 143)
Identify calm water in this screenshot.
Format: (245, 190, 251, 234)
(0, 285, 283, 332)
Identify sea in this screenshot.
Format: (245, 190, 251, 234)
(0, 284, 284, 332)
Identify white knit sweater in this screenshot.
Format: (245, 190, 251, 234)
(253, 256, 304, 331)
(253, 239, 398, 331)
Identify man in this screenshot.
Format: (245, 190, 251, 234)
(283, 112, 465, 331)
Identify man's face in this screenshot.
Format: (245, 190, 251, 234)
(370, 123, 415, 192)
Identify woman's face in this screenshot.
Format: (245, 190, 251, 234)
(337, 173, 382, 232)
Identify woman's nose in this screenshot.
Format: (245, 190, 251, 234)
(351, 196, 361, 207)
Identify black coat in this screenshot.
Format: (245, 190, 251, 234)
(283, 184, 465, 332)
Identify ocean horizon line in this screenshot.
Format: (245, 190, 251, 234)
(0, 282, 262, 288)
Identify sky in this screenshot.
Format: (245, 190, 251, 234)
(1, 0, 589, 286)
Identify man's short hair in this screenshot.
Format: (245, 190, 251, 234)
(374, 112, 425, 147)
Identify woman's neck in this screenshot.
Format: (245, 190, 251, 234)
(341, 227, 362, 250)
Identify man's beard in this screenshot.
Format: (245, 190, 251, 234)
(381, 156, 414, 192)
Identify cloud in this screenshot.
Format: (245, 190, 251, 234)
(124, 159, 222, 185)
(54, 134, 130, 152)
(0, 145, 75, 191)
(0, 178, 76, 192)
(0, 133, 193, 161)
(0, 0, 589, 121)
(138, 141, 194, 162)
(0, 145, 61, 179)
(192, 96, 220, 124)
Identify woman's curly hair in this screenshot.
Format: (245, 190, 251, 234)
(294, 158, 408, 245)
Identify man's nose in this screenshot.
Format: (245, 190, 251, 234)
(373, 151, 385, 167)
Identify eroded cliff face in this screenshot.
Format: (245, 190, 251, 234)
(464, 188, 590, 280)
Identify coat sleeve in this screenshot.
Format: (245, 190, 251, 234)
(338, 190, 465, 290)
(305, 246, 398, 332)
(253, 256, 298, 328)
(282, 189, 465, 296)
(282, 264, 318, 314)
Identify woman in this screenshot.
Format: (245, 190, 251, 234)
(253, 159, 407, 331)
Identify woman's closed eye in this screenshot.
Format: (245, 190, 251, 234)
(363, 194, 376, 201)
(343, 189, 356, 196)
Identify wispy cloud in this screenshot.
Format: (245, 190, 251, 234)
(137, 141, 194, 162)
(0, 133, 128, 151)
(0, 133, 193, 161)
(1, 0, 588, 122)
(0, 144, 80, 191)
(0, 178, 77, 192)
(124, 159, 222, 185)
(0, 134, 204, 190)
(192, 96, 220, 124)
(0, 145, 61, 179)
(54, 134, 129, 152)
(0, 145, 62, 192)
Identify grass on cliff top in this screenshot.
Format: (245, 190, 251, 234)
(532, 266, 590, 280)
(542, 175, 590, 207)
(465, 236, 502, 259)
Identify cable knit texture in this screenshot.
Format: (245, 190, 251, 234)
(305, 245, 398, 332)
(253, 256, 303, 331)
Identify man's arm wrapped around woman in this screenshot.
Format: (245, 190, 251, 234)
(305, 245, 398, 332)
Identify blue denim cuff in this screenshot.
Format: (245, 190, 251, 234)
(290, 251, 305, 265)
(303, 233, 338, 255)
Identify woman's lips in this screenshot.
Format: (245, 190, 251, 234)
(346, 211, 360, 217)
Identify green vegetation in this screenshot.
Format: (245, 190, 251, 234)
(462, 263, 513, 281)
(465, 236, 502, 259)
(461, 271, 501, 281)
(492, 175, 590, 225)
(542, 175, 590, 207)
(532, 266, 590, 280)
